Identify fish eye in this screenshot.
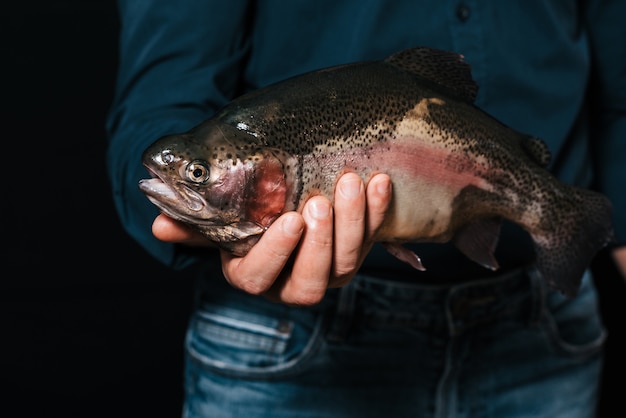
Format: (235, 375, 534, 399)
(185, 160, 211, 184)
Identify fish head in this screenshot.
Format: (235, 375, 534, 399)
(139, 119, 298, 256)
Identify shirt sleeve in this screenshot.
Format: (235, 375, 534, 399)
(106, 0, 251, 269)
(585, 0, 626, 245)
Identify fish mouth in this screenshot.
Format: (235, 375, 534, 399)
(139, 167, 266, 245)
(138, 166, 211, 223)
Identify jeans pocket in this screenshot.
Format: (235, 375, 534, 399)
(185, 301, 327, 379)
(539, 271, 607, 359)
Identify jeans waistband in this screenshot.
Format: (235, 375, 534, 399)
(327, 265, 545, 340)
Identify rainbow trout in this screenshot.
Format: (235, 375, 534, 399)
(139, 46, 613, 297)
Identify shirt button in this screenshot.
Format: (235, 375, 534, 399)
(456, 4, 471, 22)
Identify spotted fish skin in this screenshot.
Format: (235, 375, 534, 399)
(139, 46, 614, 297)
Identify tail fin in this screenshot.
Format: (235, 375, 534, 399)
(532, 188, 614, 298)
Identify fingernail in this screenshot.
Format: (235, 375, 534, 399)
(309, 199, 331, 219)
(339, 175, 363, 198)
(376, 176, 391, 195)
(283, 214, 303, 237)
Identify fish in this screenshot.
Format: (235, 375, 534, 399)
(139, 46, 614, 297)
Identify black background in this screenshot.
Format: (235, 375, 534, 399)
(2, 1, 624, 417)
(2, 2, 193, 416)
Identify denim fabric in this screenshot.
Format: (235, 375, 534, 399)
(183, 267, 605, 418)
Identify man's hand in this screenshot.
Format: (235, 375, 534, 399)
(152, 172, 392, 306)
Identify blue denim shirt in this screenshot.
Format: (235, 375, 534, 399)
(106, 0, 626, 275)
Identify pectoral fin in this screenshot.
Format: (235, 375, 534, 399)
(383, 242, 427, 271)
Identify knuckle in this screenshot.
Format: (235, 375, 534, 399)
(333, 248, 360, 272)
(333, 263, 355, 281)
(238, 279, 269, 296)
(287, 290, 325, 307)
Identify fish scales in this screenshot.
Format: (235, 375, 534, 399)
(139, 46, 614, 297)
(223, 63, 544, 240)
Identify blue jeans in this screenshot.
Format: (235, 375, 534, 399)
(182, 266, 606, 418)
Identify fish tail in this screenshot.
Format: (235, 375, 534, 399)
(531, 188, 614, 298)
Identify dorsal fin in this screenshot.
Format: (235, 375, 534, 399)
(384, 46, 479, 103)
(521, 136, 552, 167)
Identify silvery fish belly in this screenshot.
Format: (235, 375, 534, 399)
(139, 46, 614, 297)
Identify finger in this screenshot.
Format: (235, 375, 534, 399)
(221, 212, 305, 295)
(327, 173, 392, 288)
(270, 196, 334, 306)
(330, 173, 366, 283)
(612, 246, 626, 278)
(152, 213, 210, 246)
(364, 173, 392, 241)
